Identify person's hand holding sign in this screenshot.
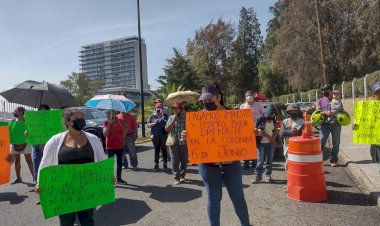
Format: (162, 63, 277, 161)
(180, 130, 187, 141)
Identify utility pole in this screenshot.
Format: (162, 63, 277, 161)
(315, 0, 329, 85)
(137, 0, 146, 137)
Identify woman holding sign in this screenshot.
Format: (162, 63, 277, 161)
(182, 83, 251, 226)
(36, 107, 108, 226)
(10, 106, 34, 185)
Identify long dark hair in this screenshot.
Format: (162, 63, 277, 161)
(212, 83, 225, 106)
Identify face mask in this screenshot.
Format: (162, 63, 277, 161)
(13, 112, 18, 118)
(289, 113, 298, 120)
(156, 109, 161, 114)
(246, 96, 254, 103)
(72, 118, 86, 131)
(204, 102, 217, 111)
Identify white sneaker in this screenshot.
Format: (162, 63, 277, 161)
(265, 175, 274, 183)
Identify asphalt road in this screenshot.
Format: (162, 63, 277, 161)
(1, 143, 380, 226)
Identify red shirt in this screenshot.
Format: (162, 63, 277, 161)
(102, 119, 126, 150)
(117, 113, 137, 134)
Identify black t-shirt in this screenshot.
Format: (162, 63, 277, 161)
(58, 140, 94, 164)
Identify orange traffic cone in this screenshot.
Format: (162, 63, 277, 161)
(287, 114, 327, 202)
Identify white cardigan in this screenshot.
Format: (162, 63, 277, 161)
(37, 131, 108, 182)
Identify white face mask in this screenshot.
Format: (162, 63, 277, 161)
(246, 96, 254, 103)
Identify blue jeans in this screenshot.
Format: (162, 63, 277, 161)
(32, 145, 43, 182)
(122, 134, 138, 167)
(254, 143, 274, 176)
(198, 161, 250, 226)
(320, 123, 341, 163)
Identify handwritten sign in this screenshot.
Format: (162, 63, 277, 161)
(353, 100, 380, 144)
(186, 109, 257, 164)
(39, 158, 115, 219)
(25, 110, 66, 145)
(0, 126, 11, 185)
(0, 121, 27, 144)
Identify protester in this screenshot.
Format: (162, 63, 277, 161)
(240, 91, 265, 169)
(31, 104, 50, 183)
(35, 107, 108, 226)
(182, 83, 251, 226)
(117, 112, 139, 170)
(279, 104, 304, 170)
(147, 103, 169, 170)
(316, 84, 342, 167)
(353, 81, 380, 171)
(153, 99, 170, 162)
(10, 106, 34, 184)
(252, 104, 278, 183)
(165, 102, 188, 185)
(103, 109, 128, 184)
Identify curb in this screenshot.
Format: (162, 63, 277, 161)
(339, 151, 380, 206)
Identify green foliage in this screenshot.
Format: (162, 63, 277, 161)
(60, 72, 103, 105)
(149, 84, 185, 103)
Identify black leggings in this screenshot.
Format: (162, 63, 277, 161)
(107, 149, 123, 179)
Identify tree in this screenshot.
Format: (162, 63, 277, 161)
(149, 84, 185, 103)
(229, 7, 263, 100)
(60, 72, 103, 105)
(186, 18, 235, 86)
(258, 59, 290, 98)
(161, 48, 200, 91)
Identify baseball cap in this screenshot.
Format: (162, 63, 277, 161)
(199, 84, 220, 101)
(155, 103, 163, 108)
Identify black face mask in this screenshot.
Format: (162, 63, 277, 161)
(289, 113, 298, 120)
(13, 112, 18, 118)
(204, 102, 217, 111)
(72, 118, 86, 131)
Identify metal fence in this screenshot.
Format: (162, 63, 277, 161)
(0, 100, 36, 113)
(273, 71, 380, 104)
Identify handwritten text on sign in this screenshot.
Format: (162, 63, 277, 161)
(0, 126, 11, 185)
(25, 110, 66, 145)
(39, 158, 115, 219)
(186, 109, 257, 164)
(353, 100, 380, 144)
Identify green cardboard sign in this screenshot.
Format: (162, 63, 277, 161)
(25, 110, 66, 145)
(39, 158, 115, 219)
(0, 121, 26, 144)
(353, 100, 380, 144)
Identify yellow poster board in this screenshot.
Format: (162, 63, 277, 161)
(353, 100, 380, 144)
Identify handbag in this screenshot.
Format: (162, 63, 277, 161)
(13, 143, 27, 152)
(166, 135, 176, 146)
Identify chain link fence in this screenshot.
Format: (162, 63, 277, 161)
(272, 70, 380, 104)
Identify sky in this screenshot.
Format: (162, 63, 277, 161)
(0, 0, 277, 92)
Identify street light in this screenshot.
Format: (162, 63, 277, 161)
(137, 0, 146, 137)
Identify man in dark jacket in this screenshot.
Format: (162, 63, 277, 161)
(252, 104, 278, 183)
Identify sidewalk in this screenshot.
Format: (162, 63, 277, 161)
(339, 124, 380, 205)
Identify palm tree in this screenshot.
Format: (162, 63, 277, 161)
(149, 84, 185, 101)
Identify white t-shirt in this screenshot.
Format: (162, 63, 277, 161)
(261, 122, 274, 143)
(240, 102, 265, 123)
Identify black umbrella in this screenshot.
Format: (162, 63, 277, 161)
(0, 80, 78, 109)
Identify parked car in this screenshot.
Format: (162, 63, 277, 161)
(261, 102, 288, 158)
(78, 106, 107, 148)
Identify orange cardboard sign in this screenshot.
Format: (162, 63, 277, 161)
(186, 109, 257, 164)
(0, 126, 11, 185)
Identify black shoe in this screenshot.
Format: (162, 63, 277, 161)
(10, 178, 22, 185)
(154, 164, 159, 170)
(243, 164, 250, 170)
(117, 178, 128, 184)
(163, 164, 168, 170)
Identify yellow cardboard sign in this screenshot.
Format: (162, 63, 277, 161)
(186, 109, 257, 164)
(353, 100, 380, 144)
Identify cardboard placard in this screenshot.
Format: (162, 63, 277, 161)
(0, 126, 11, 185)
(353, 100, 380, 144)
(186, 109, 257, 164)
(25, 110, 66, 145)
(39, 158, 115, 219)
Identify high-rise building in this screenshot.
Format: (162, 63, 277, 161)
(79, 36, 150, 104)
